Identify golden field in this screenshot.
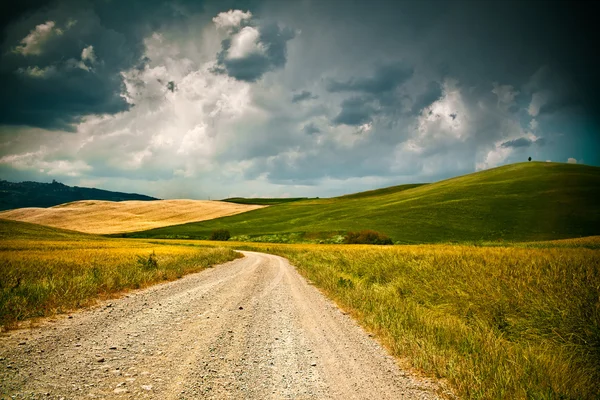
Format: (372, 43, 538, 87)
(0, 199, 265, 234)
(0, 220, 240, 329)
(200, 239, 599, 400)
(2, 217, 598, 399)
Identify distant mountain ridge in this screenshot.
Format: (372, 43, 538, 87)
(0, 179, 158, 211)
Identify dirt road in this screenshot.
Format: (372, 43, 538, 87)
(1, 251, 441, 399)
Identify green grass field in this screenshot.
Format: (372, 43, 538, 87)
(0, 219, 240, 329)
(125, 162, 600, 243)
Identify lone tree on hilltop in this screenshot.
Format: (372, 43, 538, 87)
(528, 157, 532, 161)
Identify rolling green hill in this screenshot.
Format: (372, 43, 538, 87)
(123, 162, 600, 243)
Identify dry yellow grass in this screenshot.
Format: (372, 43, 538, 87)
(0, 240, 240, 330)
(197, 240, 599, 399)
(0, 199, 265, 234)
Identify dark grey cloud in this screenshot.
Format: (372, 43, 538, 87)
(0, 69, 127, 131)
(214, 22, 295, 82)
(0, 1, 54, 42)
(501, 138, 532, 149)
(325, 62, 420, 128)
(302, 122, 320, 135)
(263, 140, 401, 184)
(411, 81, 442, 114)
(326, 63, 413, 94)
(501, 137, 546, 149)
(0, 0, 598, 199)
(291, 90, 317, 103)
(333, 97, 377, 126)
(0, 0, 206, 130)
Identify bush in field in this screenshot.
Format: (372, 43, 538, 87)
(137, 251, 159, 270)
(344, 230, 393, 245)
(210, 229, 231, 241)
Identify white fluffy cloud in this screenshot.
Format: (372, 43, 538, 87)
(13, 21, 61, 56)
(212, 10, 252, 30)
(567, 157, 577, 164)
(393, 78, 543, 173)
(476, 145, 514, 171)
(212, 10, 295, 82)
(81, 45, 96, 64)
(476, 132, 540, 170)
(66, 45, 97, 72)
(72, 40, 255, 180)
(408, 79, 469, 153)
(227, 27, 265, 59)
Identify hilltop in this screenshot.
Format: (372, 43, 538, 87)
(0, 179, 157, 211)
(0, 199, 265, 235)
(125, 162, 600, 243)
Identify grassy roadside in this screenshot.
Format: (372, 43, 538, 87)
(203, 239, 599, 399)
(0, 220, 240, 330)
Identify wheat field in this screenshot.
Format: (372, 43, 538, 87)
(0, 220, 241, 329)
(0, 199, 265, 234)
(201, 240, 600, 400)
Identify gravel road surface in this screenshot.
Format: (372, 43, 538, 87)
(1, 251, 442, 399)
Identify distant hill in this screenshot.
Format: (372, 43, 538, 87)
(222, 197, 311, 205)
(125, 162, 600, 243)
(0, 199, 265, 235)
(0, 180, 158, 211)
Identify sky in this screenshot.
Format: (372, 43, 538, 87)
(0, 0, 598, 199)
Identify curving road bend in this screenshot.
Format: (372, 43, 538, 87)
(0, 251, 441, 399)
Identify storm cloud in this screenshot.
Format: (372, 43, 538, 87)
(326, 63, 413, 94)
(501, 137, 546, 149)
(0, 0, 597, 199)
(302, 122, 320, 135)
(0, 0, 205, 130)
(292, 90, 317, 103)
(213, 11, 295, 82)
(333, 97, 378, 126)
